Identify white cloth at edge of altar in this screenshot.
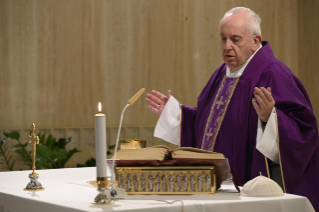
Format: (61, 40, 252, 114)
(154, 96, 279, 164)
(241, 174, 284, 197)
(0, 167, 314, 212)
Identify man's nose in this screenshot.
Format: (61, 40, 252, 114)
(224, 39, 233, 50)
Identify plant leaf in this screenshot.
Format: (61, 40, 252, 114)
(45, 134, 56, 149)
(51, 148, 68, 159)
(13, 142, 29, 148)
(15, 149, 31, 159)
(56, 137, 72, 149)
(4, 131, 20, 140)
(108, 144, 116, 150)
(10, 160, 16, 170)
(36, 145, 53, 158)
(36, 157, 50, 169)
(77, 157, 96, 167)
(38, 133, 45, 144)
(0, 138, 5, 146)
(7, 154, 13, 162)
(58, 148, 81, 168)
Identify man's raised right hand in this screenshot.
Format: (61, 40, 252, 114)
(146, 90, 171, 115)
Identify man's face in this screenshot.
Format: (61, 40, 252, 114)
(220, 13, 259, 69)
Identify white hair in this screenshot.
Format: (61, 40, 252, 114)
(220, 7, 262, 36)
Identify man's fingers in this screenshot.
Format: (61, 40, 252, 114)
(146, 98, 160, 108)
(167, 90, 171, 98)
(146, 90, 171, 115)
(146, 93, 163, 105)
(252, 98, 261, 113)
(151, 90, 167, 100)
(146, 89, 172, 115)
(254, 87, 270, 105)
(163, 90, 171, 104)
(260, 87, 274, 103)
(254, 93, 265, 108)
(147, 105, 160, 114)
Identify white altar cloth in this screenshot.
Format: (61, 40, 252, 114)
(0, 167, 315, 212)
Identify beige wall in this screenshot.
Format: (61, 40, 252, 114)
(0, 0, 318, 171)
(298, 0, 319, 115)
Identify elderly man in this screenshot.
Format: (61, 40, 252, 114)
(146, 7, 319, 210)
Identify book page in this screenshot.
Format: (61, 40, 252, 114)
(114, 148, 170, 160)
(147, 145, 171, 150)
(172, 147, 225, 159)
(174, 147, 221, 154)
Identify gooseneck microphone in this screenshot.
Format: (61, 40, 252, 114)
(111, 88, 145, 190)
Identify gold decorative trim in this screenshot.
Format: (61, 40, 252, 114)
(264, 156, 270, 178)
(201, 76, 240, 151)
(91, 200, 115, 205)
(201, 76, 227, 150)
(274, 109, 286, 193)
(116, 166, 216, 194)
(87, 180, 117, 188)
(211, 78, 239, 151)
(24, 188, 45, 191)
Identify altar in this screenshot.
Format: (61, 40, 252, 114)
(0, 167, 315, 212)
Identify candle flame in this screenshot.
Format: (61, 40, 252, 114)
(98, 102, 102, 113)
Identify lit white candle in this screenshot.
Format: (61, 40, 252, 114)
(95, 102, 107, 178)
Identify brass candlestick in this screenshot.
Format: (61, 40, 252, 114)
(24, 123, 44, 191)
(88, 177, 117, 204)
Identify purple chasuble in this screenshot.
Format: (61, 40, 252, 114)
(180, 41, 319, 210)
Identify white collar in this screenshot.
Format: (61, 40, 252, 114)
(226, 44, 262, 78)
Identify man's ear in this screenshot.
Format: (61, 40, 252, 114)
(252, 35, 262, 51)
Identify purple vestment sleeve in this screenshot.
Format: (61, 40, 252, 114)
(180, 106, 197, 147)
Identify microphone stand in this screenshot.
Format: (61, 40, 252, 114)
(111, 103, 129, 190)
(109, 88, 145, 196)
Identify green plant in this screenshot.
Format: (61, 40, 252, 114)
(35, 133, 81, 169)
(77, 157, 96, 167)
(4, 131, 33, 169)
(107, 144, 116, 155)
(1, 131, 81, 170)
(0, 137, 16, 171)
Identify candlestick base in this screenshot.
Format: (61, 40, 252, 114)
(89, 179, 117, 205)
(92, 187, 115, 205)
(24, 174, 45, 191)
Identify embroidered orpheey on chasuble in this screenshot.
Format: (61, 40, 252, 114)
(180, 41, 319, 210)
(201, 76, 239, 151)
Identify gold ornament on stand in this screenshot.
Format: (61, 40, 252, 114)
(24, 123, 45, 191)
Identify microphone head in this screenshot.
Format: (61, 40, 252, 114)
(127, 88, 145, 106)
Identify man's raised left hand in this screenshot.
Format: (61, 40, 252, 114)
(252, 87, 275, 122)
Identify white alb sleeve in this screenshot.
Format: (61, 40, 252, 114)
(154, 96, 180, 146)
(256, 107, 279, 164)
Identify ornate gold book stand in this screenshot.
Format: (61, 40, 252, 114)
(116, 166, 217, 195)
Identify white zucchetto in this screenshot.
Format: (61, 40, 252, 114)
(240, 173, 284, 197)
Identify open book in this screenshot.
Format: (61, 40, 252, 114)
(114, 145, 225, 160)
(113, 145, 230, 184)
